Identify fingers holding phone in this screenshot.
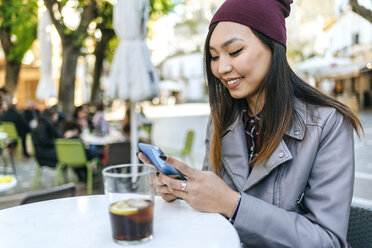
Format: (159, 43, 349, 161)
(137, 151, 153, 166)
(160, 155, 194, 179)
(154, 174, 180, 202)
(137, 143, 187, 180)
(137, 151, 179, 202)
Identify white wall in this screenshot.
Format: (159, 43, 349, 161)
(324, 9, 372, 56)
(161, 53, 205, 101)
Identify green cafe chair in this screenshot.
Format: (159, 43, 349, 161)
(1, 122, 23, 158)
(1, 122, 21, 143)
(164, 130, 195, 168)
(0, 122, 20, 174)
(55, 138, 100, 195)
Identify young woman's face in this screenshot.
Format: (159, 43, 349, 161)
(78, 108, 87, 119)
(52, 113, 58, 123)
(209, 22, 272, 107)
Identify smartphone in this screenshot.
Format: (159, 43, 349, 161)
(138, 143, 186, 180)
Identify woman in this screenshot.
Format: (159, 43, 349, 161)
(139, 0, 362, 247)
(32, 108, 60, 167)
(73, 104, 90, 133)
(91, 103, 108, 136)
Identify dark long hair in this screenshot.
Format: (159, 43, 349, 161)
(204, 22, 363, 176)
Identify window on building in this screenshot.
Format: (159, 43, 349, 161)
(352, 33, 360, 45)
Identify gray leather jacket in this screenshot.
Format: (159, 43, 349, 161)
(203, 99, 354, 248)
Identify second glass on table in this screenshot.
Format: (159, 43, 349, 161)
(102, 164, 156, 245)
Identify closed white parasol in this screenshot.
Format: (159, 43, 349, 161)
(107, 0, 159, 163)
(36, 9, 57, 101)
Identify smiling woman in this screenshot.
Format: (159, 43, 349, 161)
(138, 0, 363, 247)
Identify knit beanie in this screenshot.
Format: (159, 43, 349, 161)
(210, 0, 293, 47)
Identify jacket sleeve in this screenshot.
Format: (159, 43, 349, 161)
(233, 109, 355, 248)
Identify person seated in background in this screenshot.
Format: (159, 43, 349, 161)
(1, 100, 31, 158)
(0, 87, 12, 105)
(61, 120, 98, 182)
(62, 120, 81, 139)
(23, 100, 40, 130)
(49, 104, 67, 137)
(73, 104, 91, 134)
(32, 108, 60, 167)
(91, 103, 108, 136)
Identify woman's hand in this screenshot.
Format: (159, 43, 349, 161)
(157, 155, 240, 218)
(137, 152, 179, 202)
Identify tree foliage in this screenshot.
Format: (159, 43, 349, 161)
(102, 0, 183, 63)
(44, 0, 96, 48)
(150, 0, 179, 20)
(89, 0, 182, 103)
(0, 0, 38, 63)
(0, 0, 38, 93)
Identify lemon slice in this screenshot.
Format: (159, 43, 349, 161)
(110, 200, 138, 215)
(0, 176, 13, 183)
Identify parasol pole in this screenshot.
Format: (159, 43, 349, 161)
(130, 102, 139, 164)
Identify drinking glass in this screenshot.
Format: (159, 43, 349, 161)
(102, 164, 156, 245)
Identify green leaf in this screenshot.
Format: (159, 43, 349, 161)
(0, 0, 38, 63)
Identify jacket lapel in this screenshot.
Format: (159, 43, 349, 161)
(221, 115, 249, 191)
(221, 99, 307, 192)
(243, 140, 292, 191)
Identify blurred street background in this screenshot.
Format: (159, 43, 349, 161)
(0, 0, 371, 209)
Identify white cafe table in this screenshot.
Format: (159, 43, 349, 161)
(81, 128, 125, 146)
(0, 195, 241, 248)
(81, 134, 123, 145)
(0, 175, 17, 192)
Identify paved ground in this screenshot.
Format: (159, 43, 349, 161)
(352, 111, 372, 207)
(1, 105, 371, 210)
(0, 158, 103, 209)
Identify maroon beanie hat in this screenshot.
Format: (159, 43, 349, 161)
(210, 0, 293, 47)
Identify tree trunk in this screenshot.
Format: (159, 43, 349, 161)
(90, 28, 115, 104)
(5, 60, 21, 94)
(59, 43, 81, 115)
(1, 28, 21, 95)
(350, 0, 372, 23)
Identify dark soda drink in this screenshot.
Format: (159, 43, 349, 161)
(109, 198, 154, 243)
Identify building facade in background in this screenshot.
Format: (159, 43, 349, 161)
(293, 0, 372, 112)
(155, 0, 224, 103)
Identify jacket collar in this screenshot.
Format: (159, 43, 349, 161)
(222, 98, 307, 191)
(243, 140, 292, 190)
(227, 98, 307, 140)
(285, 98, 306, 140)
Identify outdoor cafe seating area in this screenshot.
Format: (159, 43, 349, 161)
(0, 104, 243, 248)
(0, 121, 134, 209)
(1, 107, 372, 247)
(0, 98, 204, 209)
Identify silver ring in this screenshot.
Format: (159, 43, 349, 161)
(181, 180, 187, 191)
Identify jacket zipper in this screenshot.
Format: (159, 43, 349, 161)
(273, 163, 286, 207)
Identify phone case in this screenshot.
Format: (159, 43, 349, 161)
(138, 143, 186, 180)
